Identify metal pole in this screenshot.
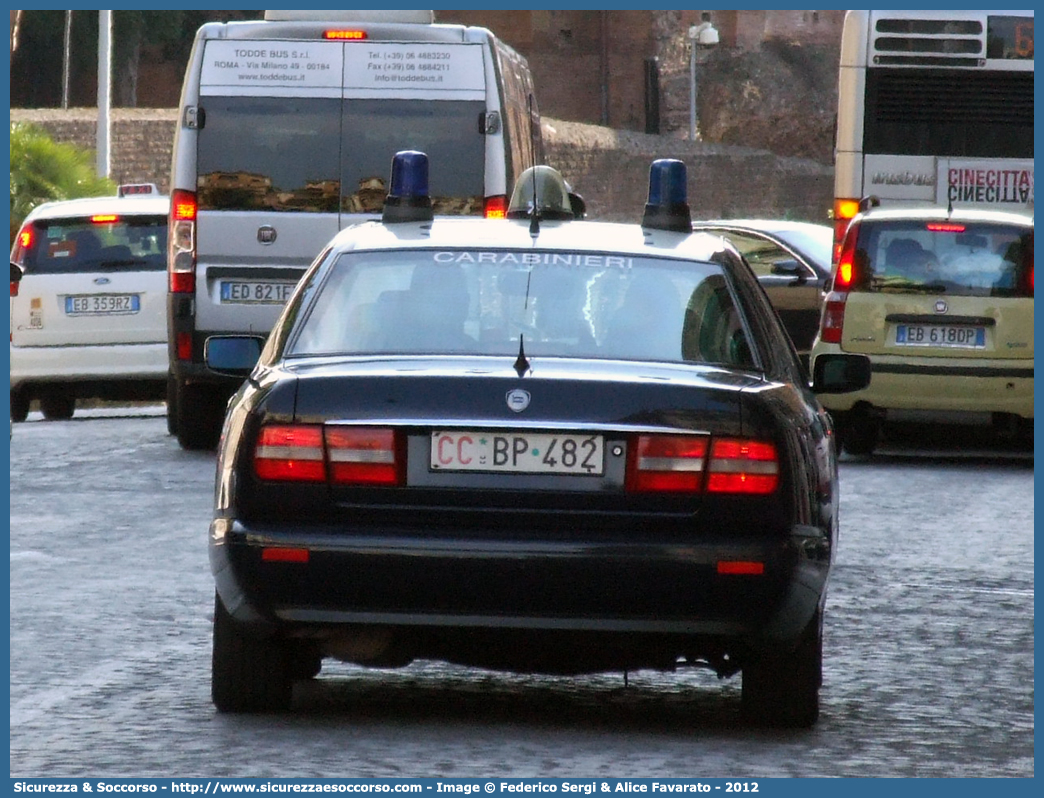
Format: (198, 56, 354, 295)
(62, 11, 72, 109)
(689, 40, 696, 142)
(97, 10, 111, 178)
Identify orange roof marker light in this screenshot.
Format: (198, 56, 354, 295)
(324, 29, 367, 40)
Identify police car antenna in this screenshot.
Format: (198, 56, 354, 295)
(528, 94, 540, 237)
(513, 334, 530, 377)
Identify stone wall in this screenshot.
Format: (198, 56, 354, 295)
(10, 107, 833, 223)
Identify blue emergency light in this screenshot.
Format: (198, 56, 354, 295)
(382, 150, 434, 224)
(641, 159, 692, 233)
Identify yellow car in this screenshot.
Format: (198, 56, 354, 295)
(810, 205, 1033, 455)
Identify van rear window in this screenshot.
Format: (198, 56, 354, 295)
(197, 96, 485, 215)
(853, 220, 1033, 298)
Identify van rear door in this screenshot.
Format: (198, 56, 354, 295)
(193, 41, 344, 333)
(339, 41, 488, 221)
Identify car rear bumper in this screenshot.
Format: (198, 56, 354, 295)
(812, 347, 1034, 418)
(10, 342, 168, 388)
(210, 517, 830, 652)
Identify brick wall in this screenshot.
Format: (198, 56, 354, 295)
(10, 107, 833, 223)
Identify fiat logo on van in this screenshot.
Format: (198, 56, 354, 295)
(506, 389, 531, 413)
(935, 299, 948, 314)
(257, 226, 277, 245)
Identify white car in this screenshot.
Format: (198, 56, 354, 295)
(10, 185, 169, 421)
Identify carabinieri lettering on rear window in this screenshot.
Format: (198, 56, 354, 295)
(433, 251, 635, 269)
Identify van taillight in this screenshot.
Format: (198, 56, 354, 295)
(484, 195, 508, 219)
(820, 222, 858, 344)
(254, 425, 403, 486)
(169, 189, 197, 294)
(625, 434, 779, 495)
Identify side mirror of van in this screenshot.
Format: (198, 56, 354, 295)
(204, 335, 264, 378)
(812, 353, 871, 394)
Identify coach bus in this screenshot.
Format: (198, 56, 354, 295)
(831, 10, 1033, 256)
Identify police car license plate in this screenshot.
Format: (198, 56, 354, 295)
(65, 294, 140, 315)
(895, 324, 986, 348)
(430, 431, 604, 475)
(220, 281, 296, 304)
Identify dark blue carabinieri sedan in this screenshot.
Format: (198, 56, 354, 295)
(206, 154, 869, 725)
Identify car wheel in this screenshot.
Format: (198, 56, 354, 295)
(175, 381, 225, 451)
(741, 611, 822, 728)
(835, 407, 879, 456)
(165, 373, 178, 436)
(289, 643, 323, 681)
(40, 394, 75, 421)
(211, 592, 292, 713)
(10, 391, 30, 423)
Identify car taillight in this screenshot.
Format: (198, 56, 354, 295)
(16, 226, 33, 252)
(833, 198, 860, 265)
(820, 221, 859, 344)
(253, 424, 403, 486)
(254, 425, 326, 482)
(627, 434, 708, 492)
(484, 195, 508, 219)
(169, 189, 197, 294)
(325, 427, 401, 485)
(706, 438, 779, 495)
(91, 214, 119, 223)
(626, 434, 779, 495)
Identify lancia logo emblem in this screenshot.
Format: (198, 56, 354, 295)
(506, 389, 531, 413)
(257, 225, 277, 245)
(935, 299, 948, 314)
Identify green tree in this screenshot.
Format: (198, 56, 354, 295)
(9, 122, 116, 242)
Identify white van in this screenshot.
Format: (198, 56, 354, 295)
(167, 9, 544, 449)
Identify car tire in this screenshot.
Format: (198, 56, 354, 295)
(835, 408, 879, 456)
(741, 611, 822, 728)
(165, 373, 178, 436)
(40, 394, 75, 421)
(10, 391, 30, 423)
(211, 592, 292, 713)
(175, 381, 225, 451)
(289, 643, 323, 681)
